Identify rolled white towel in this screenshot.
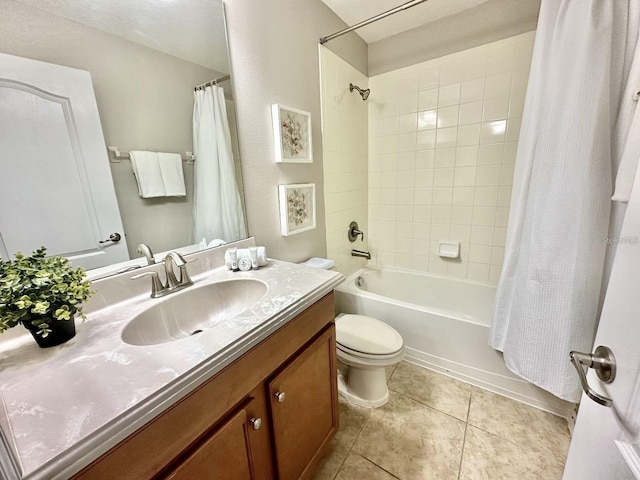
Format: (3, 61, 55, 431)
(301, 257, 335, 269)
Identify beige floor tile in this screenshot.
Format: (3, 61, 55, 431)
(311, 396, 372, 480)
(459, 426, 565, 480)
(385, 363, 399, 383)
(353, 391, 465, 480)
(335, 452, 398, 480)
(388, 361, 472, 421)
(467, 388, 570, 464)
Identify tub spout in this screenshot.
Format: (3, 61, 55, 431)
(351, 249, 371, 260)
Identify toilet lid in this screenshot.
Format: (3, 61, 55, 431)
(336, 314, 403, 355)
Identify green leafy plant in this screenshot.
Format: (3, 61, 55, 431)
(0, 247, 94, 338)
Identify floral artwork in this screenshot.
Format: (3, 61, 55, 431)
(272, 104, 312, 163)
(278, 184, 316, 236)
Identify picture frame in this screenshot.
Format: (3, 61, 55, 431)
(271, 104, 313, 163)
(278, 183, 316, 236)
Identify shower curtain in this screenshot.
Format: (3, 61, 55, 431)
(193, 85, 247, 244)
(490, 0, 640, 402)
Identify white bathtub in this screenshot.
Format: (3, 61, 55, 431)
(335, 267, 573, 417)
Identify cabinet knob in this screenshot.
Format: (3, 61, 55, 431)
(249, 417, 262, 430)
(274, 391, 286, 403)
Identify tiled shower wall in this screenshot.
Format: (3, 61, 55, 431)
(367, 32, 535, 283)
(319, 46, 369, 276)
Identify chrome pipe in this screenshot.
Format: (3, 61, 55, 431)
(320, 0, 429, 45)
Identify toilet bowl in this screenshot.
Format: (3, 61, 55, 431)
(335, 314, 404, 408)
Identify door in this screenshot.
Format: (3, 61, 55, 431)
(269, 326, 339, 480)
(0, 52, 128, 269)
(166, 403, 255, 480)
(562, 172, 640, 477)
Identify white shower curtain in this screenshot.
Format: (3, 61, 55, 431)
(490, 0, 640, 402)
(193, 85, 247, 243)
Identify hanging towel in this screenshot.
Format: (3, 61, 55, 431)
(158, 152, 186, 197)
(129, 151, 165, 198)
(612, 98, 640, 203)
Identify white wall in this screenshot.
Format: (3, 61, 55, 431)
(224, 0, 367, 263)
(319, 46, 369, 276)
(367, 32, 535, 283)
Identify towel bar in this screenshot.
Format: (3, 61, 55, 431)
(108, 146, 195, 164)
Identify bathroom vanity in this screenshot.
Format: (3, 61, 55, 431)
(0, 242, 344, 480)
(73, 293, 337, 480)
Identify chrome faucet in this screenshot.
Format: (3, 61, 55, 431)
(131, 251, 193, 298)
(351, 249, 371, 260)
(136, 243, 156, 265)
(164, 251, 193, 289)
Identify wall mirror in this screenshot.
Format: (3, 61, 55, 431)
(0, 0, 247, 277)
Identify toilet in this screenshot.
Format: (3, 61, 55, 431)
(335, 313, 405, 408)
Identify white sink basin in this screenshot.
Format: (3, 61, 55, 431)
(121, 279, 268, 346)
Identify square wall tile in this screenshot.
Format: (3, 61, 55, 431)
(398, 93, 419, 114)
(399, 113, 418, 133)
(418, 109, 438, 130)
(456, 146, 479, 166)
(435, 148, 456, 168)
(478, 144, 504, 165)
(438, 83, 461, 106)
(437, 105, 460, 128)
(419, 88, 439, 110)
(417, 130, 437, 149)
(454, 167, 477, 187)
(436, 127, 458, 148)
(459, 101, 483, 125)
(461, 78, 485, 103)
(434, 168, 455, 187)
(457, 124, 481, 146)
(416, 149, 435, 168)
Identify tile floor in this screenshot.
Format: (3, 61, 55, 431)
(312, 361, 571, 480)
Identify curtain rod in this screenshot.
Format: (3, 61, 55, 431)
(320, 0, 429, 45)
(194, 74, 231, 91)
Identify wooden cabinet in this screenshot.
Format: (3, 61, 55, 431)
(269, 328, 337, 479)
(73, 293, 337, 480)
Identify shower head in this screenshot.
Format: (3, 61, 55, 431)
(349, 83, 370, 101)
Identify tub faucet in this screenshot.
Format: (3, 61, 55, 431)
(136, 243, 155, 265)
(351, 249, 371, 260)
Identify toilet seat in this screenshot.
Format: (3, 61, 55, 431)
(336, 314, 403, 357)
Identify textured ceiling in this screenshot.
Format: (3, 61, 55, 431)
(321, 0, 491, 43)
(9, 0, 229, 73)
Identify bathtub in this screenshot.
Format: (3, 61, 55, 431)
(335, 267, 573, 417)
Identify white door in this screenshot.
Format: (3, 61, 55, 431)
(0, 52, 129, 269)
(562, 174, 640, 477)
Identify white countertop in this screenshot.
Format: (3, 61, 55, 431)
(0, 254, 343, 480)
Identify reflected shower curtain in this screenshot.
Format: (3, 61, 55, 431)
(490, 0, 640, 402)
(193, 85, 247, 243)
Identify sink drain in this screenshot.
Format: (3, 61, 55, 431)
(191, 329, 203, 336)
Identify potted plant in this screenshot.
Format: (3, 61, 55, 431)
(0, 247, 94, 348)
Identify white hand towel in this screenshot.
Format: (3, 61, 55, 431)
(301, 257, 335, 269)
(612, 101, 640, 203)
(129, 151, 165, 198)
(158, 152, 186, 197)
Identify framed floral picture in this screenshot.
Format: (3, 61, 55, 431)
(272, 104, 313, 163)
(278, 183, 316, 236)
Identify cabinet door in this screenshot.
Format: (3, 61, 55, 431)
(268, 325, 338, 480)
(166, 403, 255, 480)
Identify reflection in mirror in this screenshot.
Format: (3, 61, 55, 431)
(0, 0, 247, 275)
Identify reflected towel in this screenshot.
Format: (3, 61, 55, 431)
(158, 152, 186, 197)
(129, 151, 164, 198)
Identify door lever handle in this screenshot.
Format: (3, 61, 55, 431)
(569, 345, 616, 407)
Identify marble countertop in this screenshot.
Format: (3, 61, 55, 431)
(0, 255, 343, 480)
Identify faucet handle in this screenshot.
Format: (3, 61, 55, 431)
(131, 271, 166, 298)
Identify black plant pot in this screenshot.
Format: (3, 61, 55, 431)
(23, 317, 76, 348)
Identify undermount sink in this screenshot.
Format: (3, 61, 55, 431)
(121, 279, 268, 346)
